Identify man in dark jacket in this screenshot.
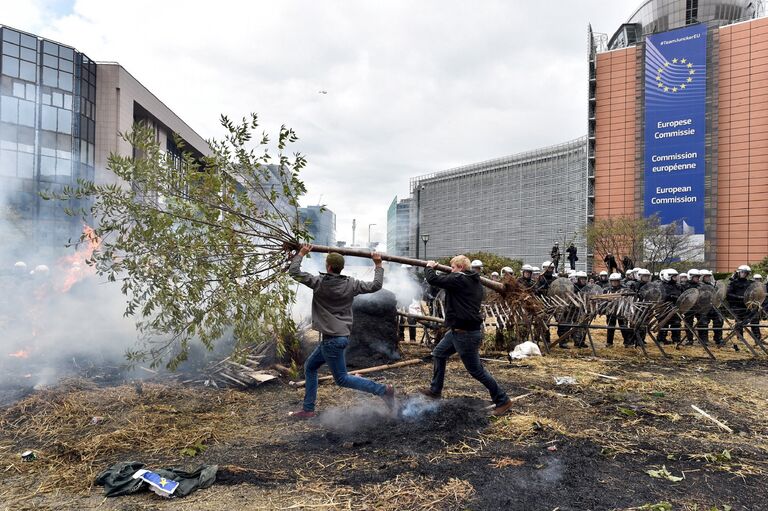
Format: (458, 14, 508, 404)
(551, 243, 561, 272)
(518, 264, 535, 289)
(566, 243, 578, 271)
(605, 272, 632, 347)
(419, 255, 513, 416)
(288, 244, 394, 418)
(604, 253, 618, 273)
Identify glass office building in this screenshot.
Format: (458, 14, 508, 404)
(0, 26, 96, 255)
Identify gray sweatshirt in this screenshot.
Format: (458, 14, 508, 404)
(288, 254, 384, 337)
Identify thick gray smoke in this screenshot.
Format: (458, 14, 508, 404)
(319, 394, 441, 432)
(0, 188, 140, 389)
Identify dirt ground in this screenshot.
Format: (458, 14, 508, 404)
(1, 330, 767, 511)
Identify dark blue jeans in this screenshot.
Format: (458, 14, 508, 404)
(303, 335, 387, 412)
(430, 329, 509, 406)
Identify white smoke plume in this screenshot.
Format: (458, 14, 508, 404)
(319, 394, 441, 432)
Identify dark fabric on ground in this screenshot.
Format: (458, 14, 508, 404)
(95, 461, 218, 497)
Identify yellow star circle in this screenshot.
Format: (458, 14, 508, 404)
(655, 58, 695, 93)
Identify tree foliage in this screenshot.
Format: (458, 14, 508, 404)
(44, 114, 309, 368)
(586, 214, 701, 274)
(437, 251, 523, 275)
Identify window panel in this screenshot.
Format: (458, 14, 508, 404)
(2, 56, 19, 78)
(12, 81, 24, 98)
(19, 34, 36, 50)
(57, 109, 71, 134)
(0, 136, 14, 150)
(41, 105, 57, 131)
(18, 126, 34, 152)
(58, 71, 72, 92)
(52, 91, 63, 107)
(42, 66, 56, 87)
(63, 93, 72, 109)
(43, 53, 57, 68)
(40, 155, 56, 176)
(20, 47, 36, 62)
(2, 30, 20, 45)
(0, 149, 16, 176)
(88, 142, 94, 166)
(57, 157, 72, 176)
(42, 92, 51, 105)
(18, 100, 35, 127)
(58, 46, 73, 61)
(80, 139, 87, 164)
(43, 41, 58, 56)
(18, 151, 33, 178)
(1, 95, 18, 123)
(57, 133, 71, 155)
(2, 43, 20, 58)
(25, 83, 35, 101)
(58, 58, 73, 73)
(19, 60, 35, 82)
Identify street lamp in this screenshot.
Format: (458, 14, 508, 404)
(421, 233, 430, 260)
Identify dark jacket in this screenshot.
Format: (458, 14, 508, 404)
(518, 276, 534, 289)
(662, 280, 682, 304)
(566, 245, 578, 262)
(727, 277, 752, 313)
(534, 271, 557, 296)
(289, 254, 383, 336)
(604, 255, 618, 271)
(424, 268, 483, 330)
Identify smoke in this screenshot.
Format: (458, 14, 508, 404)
(0, 186, 141, 389)
(319, 394, 442, 432)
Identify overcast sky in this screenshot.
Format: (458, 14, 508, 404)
(7, 0, 636, 247)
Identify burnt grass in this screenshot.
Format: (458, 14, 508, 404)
(2, 342, 768, 510)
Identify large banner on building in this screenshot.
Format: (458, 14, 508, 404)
(644, 24, 707, 249)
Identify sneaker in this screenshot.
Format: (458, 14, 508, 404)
(289, 410, 316, 419)
(492, 399, 514, 416)
(417, 388, 441, 399)
(382, 385, 396, 409)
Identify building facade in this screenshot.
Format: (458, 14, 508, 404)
(0, 26, 208, 262)
(386, 196, 411, 256)
(299, 205, 336, 247)
(590, 0, 768, 271)
(410, 137, 588, 268)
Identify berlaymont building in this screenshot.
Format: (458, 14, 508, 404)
(0, 25, 209, 263)
(395, 0, 766, 272)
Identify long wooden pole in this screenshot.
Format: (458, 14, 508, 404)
(288, 243, 505, 293)
(396, 311, 445, 323)
(288, 358, 425, 388)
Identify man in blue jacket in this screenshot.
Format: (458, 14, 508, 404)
(419, 255, 513, 416)
(288, 244, 395, 419)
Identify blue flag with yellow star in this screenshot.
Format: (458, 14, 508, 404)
(644, 23, 707, 249)
(133, 469, 180, 497)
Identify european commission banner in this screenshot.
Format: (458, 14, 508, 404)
(644, 24, 707, 245)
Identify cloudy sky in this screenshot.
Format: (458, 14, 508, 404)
(7, 0, 636, 247)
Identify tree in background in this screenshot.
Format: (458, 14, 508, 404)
(586, 214, 699, 274)
(45, 114, 310, 368)
(437, 251, 523, 275)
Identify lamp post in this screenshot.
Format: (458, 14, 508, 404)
(421, 233, 430, 260)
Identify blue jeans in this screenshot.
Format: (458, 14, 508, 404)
(430, 329, 509, 406)
(303, 335, 387, 412)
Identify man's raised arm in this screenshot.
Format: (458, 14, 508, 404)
(288, 244, 321, 290)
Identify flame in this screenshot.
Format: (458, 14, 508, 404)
(56, 225, 102, 293)
(8, 350, 30, 359)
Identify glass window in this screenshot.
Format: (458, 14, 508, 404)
(58, 58, 73, 73)
(1, 95, 18, 123)
(41, 105, 57, 131)
(17, 151, 33, 178)
(80, 139, 87, 164)
(42, 92, 51, 105)
(43, 41, 58, 56)
(20, 47, 36, 62)
(58, 46, 73, 61)
(18, 126, 34, 152)
(2, 56, 19, 78)
(18, 100, 35, 127)
(2, 43, 20, 58)
(25, 83, 35, 101)
(42, 66, 56, 87)
(19, 60, 35, 82)
(2, 30, 20, 45)
(40, 130, 55, 153)
(52, 91, 63, 107)
(88, 142, 94, 166)
(43, 53, 57, 68)
(40, 155, 56, 176)
(63, 93, 72, 109)
(58, 71, 72, 92)
(57, 133, 71, 155)
(12, 81, 24, 98)
(57, 157, 71, 176)
(57, 109, 71, 134)
(20, 33, 36, 50)
(0, 136, 14, 150)
(0, 149, 16, 176)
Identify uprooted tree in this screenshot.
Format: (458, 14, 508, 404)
(44, 114, 312, 368)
